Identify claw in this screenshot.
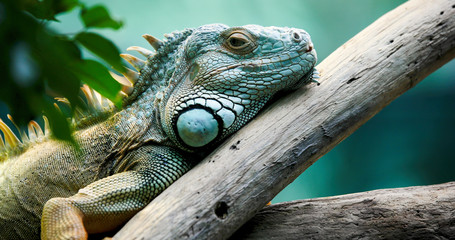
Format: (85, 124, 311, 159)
(312, 68, 321, 86)
(311, 79, 320, 85)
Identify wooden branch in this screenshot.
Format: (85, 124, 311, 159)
(114, 0, 455, 239)
(232, 182, 455, 239)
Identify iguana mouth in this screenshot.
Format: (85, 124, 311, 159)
(305, 42, 314, 53)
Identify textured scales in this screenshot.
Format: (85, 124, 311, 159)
(0, 24, 318, 240)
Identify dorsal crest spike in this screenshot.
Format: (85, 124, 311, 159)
(121, 85, 134, 95)
(0, 118, 21, 149)
(0, 132, 4, 149)
(81, 85, 102, 112)
(127, 46, 155, 58)
(43, 116, 50, 136)
(118, 91, 129, 98)
(123, 67, 140, 85)
(53, 103, 63, 114)
(79, 84, 116, 115)
(1, 83, 121, 159)
(109, 71, 132, 87)
(142, 34, 162, 50)
(55, 98, 71, 112)
(120, 54, 145, 72)
(29, 120, 44, 138)
(7, 114, 28, 142)
(27, 121, 38, 142)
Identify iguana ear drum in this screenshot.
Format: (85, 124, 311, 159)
(176, 107, 222, 148)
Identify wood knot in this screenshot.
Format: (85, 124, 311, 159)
(214, 201, 229, 219)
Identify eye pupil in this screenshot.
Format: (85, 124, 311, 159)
(229, 37, 246, 47)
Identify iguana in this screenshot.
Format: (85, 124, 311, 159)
(0, 24, 318, 240)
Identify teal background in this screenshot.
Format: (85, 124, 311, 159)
(47, 0, 455, 202)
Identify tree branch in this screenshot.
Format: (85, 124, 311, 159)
(231, 181, 455, 239)
(114, 0, 455, 239)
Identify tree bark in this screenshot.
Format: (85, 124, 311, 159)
(231, 182, 455, 240)
(114, 0, 455, 239)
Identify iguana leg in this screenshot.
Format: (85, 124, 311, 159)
(41, 146, 192, 240)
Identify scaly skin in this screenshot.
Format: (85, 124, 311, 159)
(0, 24, 317, 239)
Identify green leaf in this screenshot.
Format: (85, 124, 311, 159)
(32, 34, 83, 110)
(42, 98, 76, 145)
(52, 0, 80, 14)
(72, 59, 122, 108)
(75, 32, 125, 73)
(80, 5, 123, 30)
(24, 0, 80, 21)
(55, 37, 82, 60)
(3, 0, 125, 144)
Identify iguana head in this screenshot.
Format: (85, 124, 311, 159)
(128, 24, 317, 151)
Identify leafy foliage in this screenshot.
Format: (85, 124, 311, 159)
(75, 32, 125, 74)
(80, 4, 123, 30)
(0, 0, 125, 143)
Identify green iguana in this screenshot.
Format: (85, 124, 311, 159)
(0, 24, 318, 240)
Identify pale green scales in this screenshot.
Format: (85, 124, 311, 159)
(0, 24, 318, 239)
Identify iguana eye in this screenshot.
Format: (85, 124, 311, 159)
(227, 33, 249, 48)
(223, 30, 256, 54)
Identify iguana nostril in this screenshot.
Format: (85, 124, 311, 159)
(292, 31, 302, 42)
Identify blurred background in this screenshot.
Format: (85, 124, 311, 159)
(5, 0, 455, 202)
